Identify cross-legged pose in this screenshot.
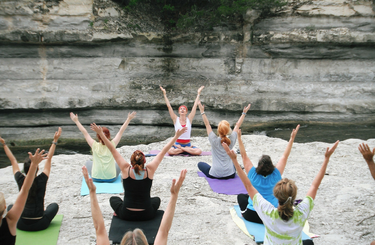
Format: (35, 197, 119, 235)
(1, 128, 61, 231)
(160, 85, 204, 156)
(0, 149, 47, 244)
(91, 123, 187, 221)
(70, 111, 136, 182)
(82, 166, 187, 245)
(237, 125, 300, 224)
(197, 101, 250, 179)
(224, 140, 339, 245)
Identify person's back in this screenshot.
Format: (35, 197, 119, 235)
(91, 140, 117, 181)
(253, 193, 313, 245)
(247, 166, 281, 210)
(208, 130, 237, 178)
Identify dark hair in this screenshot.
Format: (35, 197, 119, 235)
(97, 126, 111, 145)
(23, 158, 38, 203)
(274, 178, 298, 221)
(256, 155, 275, 177)
(130, 150, 145, 175)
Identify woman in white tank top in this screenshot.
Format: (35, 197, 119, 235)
(160, 85, 204, 156)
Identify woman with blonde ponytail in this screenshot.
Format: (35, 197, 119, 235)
(91, 123, 187, 221)
(224, 140, 340, 245)
(197, 101, 250, 179)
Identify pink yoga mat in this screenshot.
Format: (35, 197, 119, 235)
(147, 150, 212, 157)
(197, 171, 247, 195)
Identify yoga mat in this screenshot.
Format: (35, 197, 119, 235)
(80, 174, 123, 196)
(197, 171, 247, 195)
(109, 210, 164, 245)
(15, 214, 63, 245)
(231, 205, 314, 243)
(146, 150, 211, 157)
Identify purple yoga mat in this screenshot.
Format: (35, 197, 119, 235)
(148, 150, 212, 157)
(197, 171, 247, 195)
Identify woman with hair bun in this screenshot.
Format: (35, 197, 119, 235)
(197, 101, 250, 179)
(70, 111, 136, 182)
(236, 125, 299, 224)
(91, 123, 187, 221)
(224, 140, 339, 245)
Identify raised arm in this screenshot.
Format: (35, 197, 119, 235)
(154, 169, 187, 245)
(223, 142, 258, 200)
(198, 101, 212, 136)
(307, 140, 339, 200)
(43, 127, 62, 177)
(358, 143, 375, 180)
(0, 136, 20, 175)
(276, 124, 300, 175)
(237, 129, 253, 173)
(233, 104, 251, 132)
(7, 149, 47, 235)
(160, 86, 178, 124)
(90, 123, 130, 171)
(112, 111, 136, 146)
(82, 166, 110, 245)
(187, 86, 204, 123)
(70, 112, 95, 147)
(147, 128, 187, 173)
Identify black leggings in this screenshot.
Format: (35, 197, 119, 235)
(237, 194, 263, 224)
(197, 162, 235, 179)
(8, 203, 59, 231)
(110, 196, 161, 221)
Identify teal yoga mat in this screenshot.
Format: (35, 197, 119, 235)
(15, 214, 63, 245)
(80, 174, 123, 196)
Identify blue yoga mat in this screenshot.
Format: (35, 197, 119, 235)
(197, 171, 247, 195)
(232, 205, 312, 243)
(80, 174, 123, 196)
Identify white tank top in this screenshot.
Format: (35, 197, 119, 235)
(174, 117, 192, 140)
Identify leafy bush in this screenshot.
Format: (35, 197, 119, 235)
(114, 0, 286, 30)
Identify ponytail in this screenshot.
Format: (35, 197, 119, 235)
(218, 120, 231, 146)
(274, 178, 297, 221)
(130, 150, 145, 175)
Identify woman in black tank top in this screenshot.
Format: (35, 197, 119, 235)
(91, 121, 187, 221)
(0, 149, 47, 245)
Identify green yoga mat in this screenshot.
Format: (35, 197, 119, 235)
(15, 214, 63, 245)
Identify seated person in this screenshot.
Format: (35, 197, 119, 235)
(1, 129, 61, 231)
(70, 111, 136, 182)
(0, 148, 47, 244)
(82, 165, 187, 245)
(160, 85, 204, 156)
(236, 125, 299, 224)
(197, 101, 250, 179)
(91, 123, 186, 221)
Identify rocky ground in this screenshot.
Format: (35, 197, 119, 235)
(1, 134, 375, 245)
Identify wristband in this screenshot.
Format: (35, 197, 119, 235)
(201, 112, 205, 115)
(52, 141, 58, 145)
(242, 112, 246, 115)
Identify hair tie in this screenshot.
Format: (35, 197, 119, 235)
(283, 196, 292, 205)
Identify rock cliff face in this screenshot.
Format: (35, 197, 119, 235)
(0, 0, 374, 146)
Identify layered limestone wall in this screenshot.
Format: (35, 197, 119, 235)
(0, 0, 374, 145)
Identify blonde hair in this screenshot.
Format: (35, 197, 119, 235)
(273, 178, 297, 221)
(121, 228, 148, 245)
(218, 120, 232, 145)
(0, 192, 5, 218)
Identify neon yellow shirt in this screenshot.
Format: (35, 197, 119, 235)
(91, 140, 116, 180)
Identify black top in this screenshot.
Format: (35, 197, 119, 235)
(0, 217, 16, 245)
(15, 171, 48, 218)
(123, 168, 153, 209)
